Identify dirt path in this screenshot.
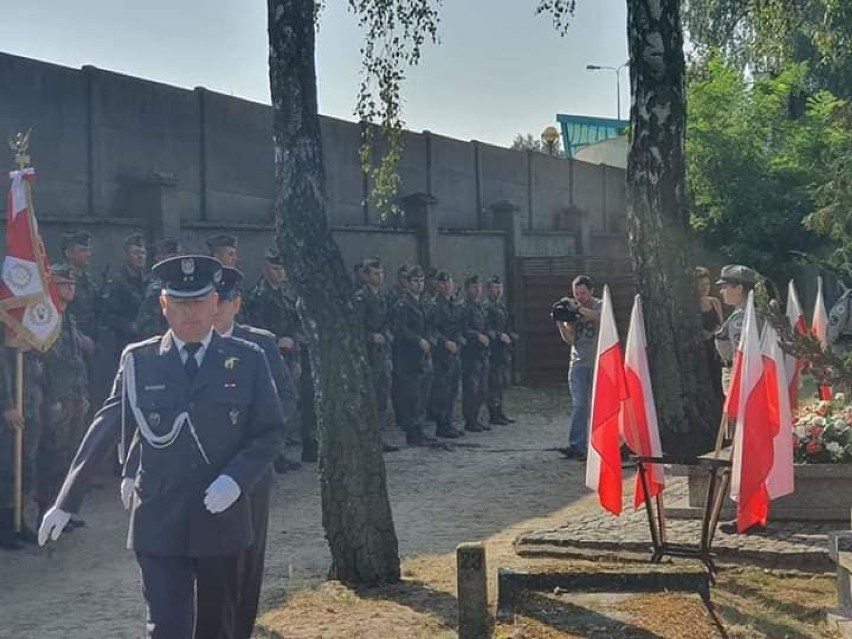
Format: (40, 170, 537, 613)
(0, 387, 591, 638)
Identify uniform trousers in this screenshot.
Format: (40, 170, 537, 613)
(235, 471, 273, 639)
(429, 352, 460, 428)
(136, 551, 243, 639)
(461, 352, 488, 426)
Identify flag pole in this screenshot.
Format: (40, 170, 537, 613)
(12, 350, 23, 532)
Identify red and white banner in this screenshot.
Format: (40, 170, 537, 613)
(0, 168, 60, 351)
(761, 324, 795, 501)
(585, 285, 626, 516)
(730, 293, 775, 532)
(812, 276, 832, 400)
(785, 280, 806, 411)
(622, 295, 664, 509)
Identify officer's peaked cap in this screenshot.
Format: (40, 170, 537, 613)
(152, 255, 222, 299)
(216, 266, 245, 301)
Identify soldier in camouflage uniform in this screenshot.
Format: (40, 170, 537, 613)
(245, 248, 312, 464)
(135, 238, 183, 339)
(206, 233, 239, 267)
(391, 265, 436, 446)
(715, 264, 760, 446)
(61, 231, 98, 347)
(354, 258, 394, 430)
(38, 265, 89, 528)
(484, 275, 517, 425)
(427, 271, 464, 438)
(460, 275, 491, 433)
(0, 335, 48, 550)
(100, 233, 148, 359)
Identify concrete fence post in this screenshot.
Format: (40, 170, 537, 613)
(456, 542, 488, 639)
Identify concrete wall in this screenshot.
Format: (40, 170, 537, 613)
(0, 52, 627, 246)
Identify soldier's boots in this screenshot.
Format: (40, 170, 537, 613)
(0, 508, 24, 551)
(488, 406, 513, 426)
(435, 418, 461, 439)
(464, 421, 485, 433)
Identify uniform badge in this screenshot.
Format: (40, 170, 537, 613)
(229, 409, 240, 426)
(225, 356, 238, 370)
(181, 258, 195, 275)
(148, 412, 161, 428)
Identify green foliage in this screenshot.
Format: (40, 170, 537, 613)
(686, 57, 836, 280)
(683, 0, 852, 98)
(510, 133, 565, 157)
(349, 0, 441, 218)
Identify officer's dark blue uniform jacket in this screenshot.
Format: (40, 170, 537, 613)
(54, 330, 285, 557)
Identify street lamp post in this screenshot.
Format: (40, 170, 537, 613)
(586, 61, 629, 120)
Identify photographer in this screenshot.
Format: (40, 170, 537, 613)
(554, 275, 601, 460)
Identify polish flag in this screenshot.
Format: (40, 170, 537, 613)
(0, 167, 60, 351)
(730, 293, 775, 532)
(585, 285, 626, 516)
(761, 324, 795, 501)
(812, 276, 832, 400)
(622, 295, 664, 509)
(785, 280, 806, 411)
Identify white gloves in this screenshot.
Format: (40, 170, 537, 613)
(203, 475, 241, 514)
(120, 475, 240, 514)
(121, 478, 134, 510)
(38, 506, 71, 546)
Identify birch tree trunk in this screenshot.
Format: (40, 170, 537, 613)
(626, 0, 721, 455)
(266, 0, 401, 585)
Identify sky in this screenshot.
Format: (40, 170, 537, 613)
(0, 0, 628, 147)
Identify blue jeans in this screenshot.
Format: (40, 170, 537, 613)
(568, 364, 592, 451)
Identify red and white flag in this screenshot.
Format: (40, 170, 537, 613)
(812, 276, 832, 400)
(622, 295, 664, 509)
(730, 293, 775, 532)
(785, 280, 806, 411)
(761, 324, 795, 501)
(0, 167, 60, 351)
(585, 285, 626, 516)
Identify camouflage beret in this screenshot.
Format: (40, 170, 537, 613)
(50, 263, 76, 283)
(206, 234, 238, 252)
(405, 265, 425, 280)
(361, 256, 382, 271)
(465, 274, 481, 287)
(435, 270, 453, 283)
(124, 233, 146, 248)
(716, 264, 758, 286)
(154, 237, 182, 256)
(60, 230, 93, 251)
(265, 246, 285, 265)
(487, 275, 502, 285)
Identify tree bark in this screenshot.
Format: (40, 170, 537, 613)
(266, 0, 401, 584)
(626, 0, 721, 455)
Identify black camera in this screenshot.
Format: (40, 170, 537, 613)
(551, 297, 582, 323)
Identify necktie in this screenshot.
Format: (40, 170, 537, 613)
(183, 343, 202, 380)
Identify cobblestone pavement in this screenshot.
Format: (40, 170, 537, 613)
(515, 476, 838, 572)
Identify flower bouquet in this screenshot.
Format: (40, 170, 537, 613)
(794, 394, 852, 464)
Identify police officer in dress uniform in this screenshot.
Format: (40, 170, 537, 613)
(39, 255, 285, 639)
(39, 265, 90, 528)
(136, 238, 184, 339)
(211, 266, 298, 638)
(460, 275, 491, 433)
(427, 271, 464, 439)
(391, 265, 437, 446)
(101, 233, 148, 358)
(484, 275, 517, 426)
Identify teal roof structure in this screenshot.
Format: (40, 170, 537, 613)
(557, 114, 629, 158)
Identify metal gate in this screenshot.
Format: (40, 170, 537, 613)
(513, 256, 634, 384)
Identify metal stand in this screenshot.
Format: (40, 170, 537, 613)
(634, 455, 732, 582)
